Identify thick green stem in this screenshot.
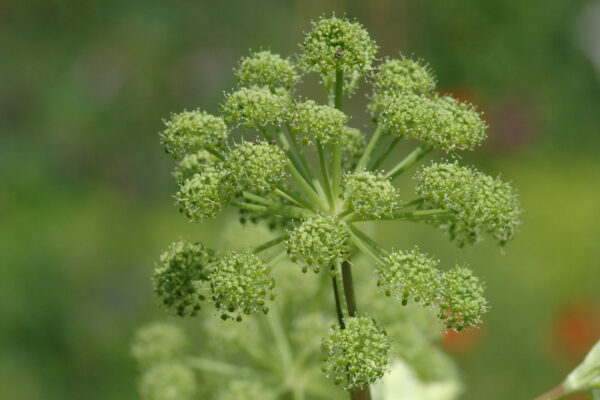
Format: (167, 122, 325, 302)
(252, 234, 289, 254)
(186, 356, 254, 377)
(348, 230, 382, 265)
(347, 208, 451, 222)
(355, 126, 384, 171)
(275, 185, 315, 211)
(347, 225, 387, 257)
(242, 192, 313, 217)
(370, 136, 400, 171)
(231, 200, 311, 219)
(385, 144, 432, 180)
(331, 69, 344, 201)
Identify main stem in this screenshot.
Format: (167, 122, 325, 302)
(330, 67, 372, 400)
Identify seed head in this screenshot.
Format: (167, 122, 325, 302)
(235, 50, 299, 92)
(321, 316, 390, 390)
(209, 251, 275, 321)
(131, 322, 188, 368)
(377, 248, 441, 306)
(175, 166, 233, 222)
(287, 215, 349, 273)
(344, 170, 398, 219)
(300, 15, 378, 94)
(415, 161, 521, 246)
(221, 86, 290, 128)
(225, 140, 289, 194)
(139, 363, 196, 400)
(438, 266, 488, 331)
(153, 241, 213, 317)
(289, 100, 348, 145)
(160, 110, 228, 159)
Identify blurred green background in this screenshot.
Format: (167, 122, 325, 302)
(2, 0, 600, 399)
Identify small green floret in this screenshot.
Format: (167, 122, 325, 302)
(209, 251, 275, 321)
(379, 92, 436, 138)
(321, 316, 390, 390)
(287, 215, 350, 273)
(226, 141, 289, 194)
(221, 86, 290, 128)
(377, 248, 440, 306)
(131, 322, 188, 368)
(344, 171, 398, 219)
(235, 50, 298, 92)
(300, 15, 377, 94)
(433, 95, 487, 152)
(289, 100, 348, 145)
(140, 363, 196, 400)
(439, 266, 488, 331)
(153, 241, 213, 317)
(176, 166, 233, 221)
(160, 110, 228, 159)
(415, 161, 521, 246)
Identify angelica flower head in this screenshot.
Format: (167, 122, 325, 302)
(287, 215, 349, 273)
(344, 170, 398, 219)
(340, 127, 365, 169)
(153, 241, 213, 317)
(300, 15, 377, 94)
(369, 56, 436, 116)
(173, 150, 217, 182)
(209, 251, 275, 321)
(235, 50, 299, 92)
(289, 100, 348, 145)
(160, 110, 228, 159)
(221, 86, 290, 128)
(377, 248, 440, 306)
(439, 266, 488, 331)
(321, 316, 390, 390)
(175, 165, 233, 222)
(415, 161, 521, 246)
(225, 140, 289, 194)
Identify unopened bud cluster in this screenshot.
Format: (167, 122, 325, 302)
(150, 14, 521, 395)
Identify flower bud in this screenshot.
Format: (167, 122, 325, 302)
(414, 162, 521, 246)
(153, 241, 213, 317)
(564, 339, 600, 393)
(173, 150, 218, 183)
(235, 50, 298, 92)
(140, 363, 196, 400)
(287, 215, 349, 273)
(289, 100, 348, 145)
(160, 110, 228, 159)
(369, 57, 436, 116)
(344, 170, 398, 219)
(438, 266, 488, 331)
(209, 251, 275, 320)
(221, 86, 289, 128)
(225, 140, 289, 194)
(175, 166, 234, 222)
(377, 248, 440, 306)
(131, 322, 188, 368)
(300, 15, 377, 94)
(341, 127, 365, 170)
(321, 316, 390, 390)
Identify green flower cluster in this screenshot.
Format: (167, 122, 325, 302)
(149, 14, 521, 397)
(300, 15, 377, 94)
(343, 170, 398, 219)
(287, 215, 349, 273)
(321, 316, 390, 390)
(160, 110, 228, 159)
(131, 322, 189, 368)
(415, 161, 521, 246)
(380, 93, 487, 152)
(289, 100, 348, 145)
(368, 57, 436, 116)
(209, 251, 275, 321)
(235, 50, 298, 93)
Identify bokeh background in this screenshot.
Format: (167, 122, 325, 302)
(2, 0, 600, 399)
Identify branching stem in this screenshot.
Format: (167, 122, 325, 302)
(385, 143, 432, 180)
(355, 125, 384, 171)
